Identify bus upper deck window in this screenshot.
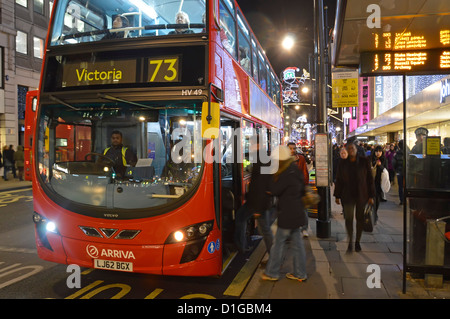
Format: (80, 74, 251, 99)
(50, 0, 206, 46)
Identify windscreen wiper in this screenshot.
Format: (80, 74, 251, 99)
(49, 95, 81, 111)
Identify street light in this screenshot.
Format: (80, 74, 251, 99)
(282, 34, 295, 51)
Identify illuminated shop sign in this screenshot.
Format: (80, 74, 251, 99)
(441, 78, 450, 104)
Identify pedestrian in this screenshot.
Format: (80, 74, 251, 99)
(262, 145, 308, 282)
(14, 145, 25, 181)
(287, 142, 310, 237)
(371, 145, 387, 223)
(234, 138, 272, 254)
(3, 145, 16, 181)
(385, 143, 396, 185)
(334, 143, 375, 252)
(393, 140, 406, 205)
(411, 127, 428, 154)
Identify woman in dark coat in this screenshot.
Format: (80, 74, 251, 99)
(334, 143, 375, 252)
(371, 145, 387, 223)
(262, 146, 307, 282)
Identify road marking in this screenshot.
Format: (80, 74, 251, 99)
(223, 240, 266, 297)
(0, 189, 33, 207)
(0, 263, 44, 289)
(65, 280, 104, 299)
(0, 246, 37, 254)
(80, 283, 131, 299)
(144, 288, 164, 299)
(0, 188, 32, 194)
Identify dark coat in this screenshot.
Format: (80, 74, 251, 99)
(334, 156, 375, 204)
(393, 149, 404, 175)
(269, 161, 306, 229)
(371, 154, 387, 193)
(246, 161, 271, 214)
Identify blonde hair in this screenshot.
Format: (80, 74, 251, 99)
(175, 11, 190, 24)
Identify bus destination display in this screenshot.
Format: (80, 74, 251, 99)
(62, 56, 181, 87)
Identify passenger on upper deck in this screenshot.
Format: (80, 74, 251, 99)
(168, 11, 195, 35)
(103, 14, 130, 40)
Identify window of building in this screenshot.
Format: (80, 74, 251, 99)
(18, 85, 28, 120)
(16, 0, 28, 8)
(16, 31, 28, 55)
(34, 0, 44, 14)
(33, 37, 44, 58)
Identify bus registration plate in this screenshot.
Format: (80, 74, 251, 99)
(94, 259, 133, 272)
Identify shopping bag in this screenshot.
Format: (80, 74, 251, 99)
(302, 185, 320, 208)
(381, 168, 391, 193)
(363, 203, 375, 232)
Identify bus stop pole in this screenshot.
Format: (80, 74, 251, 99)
(314, 0, 331, 238)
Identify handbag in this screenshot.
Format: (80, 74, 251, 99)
(302, 185, 320, 208)
(381, 168, 391, 193)
(363, 203, 375, 232)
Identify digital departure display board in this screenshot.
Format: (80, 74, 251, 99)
(360, 30, 450, 76)
(360, 49, 450, 76)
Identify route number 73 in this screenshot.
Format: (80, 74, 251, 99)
(148, 57, 180, 82)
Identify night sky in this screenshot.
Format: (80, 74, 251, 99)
(237, 0, 337, 76)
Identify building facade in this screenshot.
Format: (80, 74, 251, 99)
(0, 0, 51, 148)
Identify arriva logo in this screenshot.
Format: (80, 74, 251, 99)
(86, 244, 99, 258)
(86, 244, 136, 260)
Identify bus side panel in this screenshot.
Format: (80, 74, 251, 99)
(24, 90, 38, 181)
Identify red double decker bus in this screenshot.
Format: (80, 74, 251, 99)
(24, 90, 38, 181)
(33, 0, 283, 276)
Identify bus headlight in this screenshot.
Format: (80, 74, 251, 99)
(46, 221, 57, 233)
(33, 212, 59, 234)
(165, 220, 214, 244)
(173, 231, 184, 242)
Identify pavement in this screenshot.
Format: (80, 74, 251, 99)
(0, 177, 32, 192)
(239, 182, 450, 299)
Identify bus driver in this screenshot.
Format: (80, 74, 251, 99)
(103, 130, 137, 178)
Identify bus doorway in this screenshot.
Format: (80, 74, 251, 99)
(220, 117, 242, 267)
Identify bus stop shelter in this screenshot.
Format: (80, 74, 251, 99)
(331, 0, 450, 292)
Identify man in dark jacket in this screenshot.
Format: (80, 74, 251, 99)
(334, 143, 375, 252)
(234, 140, 272, 253)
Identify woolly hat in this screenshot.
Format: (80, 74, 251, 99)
(414, 127, 428, 136)
(271, 145, 293, 161)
